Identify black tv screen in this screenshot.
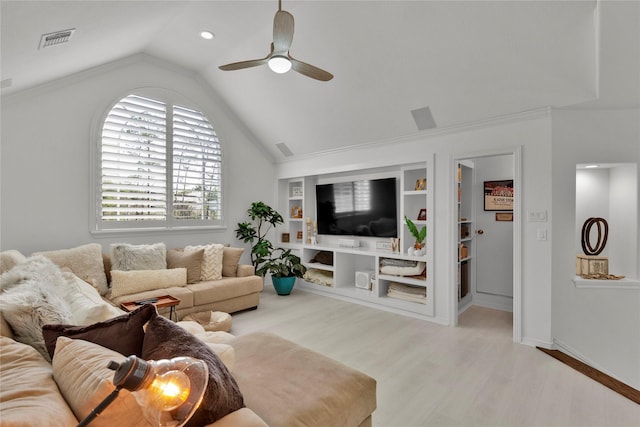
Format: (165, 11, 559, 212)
(316, 177, 398, 237)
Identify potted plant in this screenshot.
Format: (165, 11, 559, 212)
(405, 216, 426, 256)
(259, 248, 307, 295)
(235, 201, 284, 274)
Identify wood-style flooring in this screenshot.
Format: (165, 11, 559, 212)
(231, 286, 640, 427)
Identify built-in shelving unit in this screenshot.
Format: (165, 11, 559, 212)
(277, 159, 436, 321)
(457, 161, 474, 311)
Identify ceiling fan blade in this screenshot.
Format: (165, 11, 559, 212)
(273, 10, 294, 53)
(219, 45, 273, 71)
(289, 55, 333, 81)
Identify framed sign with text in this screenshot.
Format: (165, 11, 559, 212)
(484, 180, 514, 211)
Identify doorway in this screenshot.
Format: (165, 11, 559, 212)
(452, 148, 522, 343)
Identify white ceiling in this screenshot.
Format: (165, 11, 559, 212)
(2, 1, 639, 160)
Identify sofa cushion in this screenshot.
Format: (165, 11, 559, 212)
(110, 242, 167, 271)
(167, 248, 204, 283)
(0, 249, 26, 275)
(142, 315, 245, 427)
(222, 247, 244, 277)
(185, 243, 224, 281)
(42, 303, 157, 359)
(187, 276, 263, 306)
(0, 336, 78, 426)
(110, 268, 187, 298)
(52, 337, 151, 427)
(34, 243, 109, 295)
(229, 332, 377, 427)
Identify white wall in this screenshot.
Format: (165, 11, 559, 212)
(276, 111, 554, 346)
(0, 54, 276, 263)
(552, 108, 640, 389)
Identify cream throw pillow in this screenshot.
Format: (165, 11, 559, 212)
(110, 268, 187, 298)
(52, 337, 152, 427)
(185, 244, 224, 280)
(35, 243, 109, 296)
(60, 271, 124, 324)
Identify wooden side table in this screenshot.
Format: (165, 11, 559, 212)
(121, 295, 180, 321)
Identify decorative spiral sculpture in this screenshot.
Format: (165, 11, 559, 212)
(580, 217, 608, 256)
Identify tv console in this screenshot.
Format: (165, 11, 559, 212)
(277, 159, 437, 322)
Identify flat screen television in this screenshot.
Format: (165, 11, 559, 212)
(316, 177, 398, 237)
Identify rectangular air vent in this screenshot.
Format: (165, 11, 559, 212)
(39, 28, 75, 49)
(410, 106, 437, 131)
(275, 142, 294, 157)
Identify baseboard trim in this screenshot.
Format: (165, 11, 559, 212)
(537, 347, 640, 405)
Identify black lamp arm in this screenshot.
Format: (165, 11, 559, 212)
(76, 386, 123, 427)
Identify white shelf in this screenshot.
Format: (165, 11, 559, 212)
(572, 276, 640, 289)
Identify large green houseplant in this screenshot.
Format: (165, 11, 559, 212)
(235, 201, 284, 274)
(259, 248, 307, 295)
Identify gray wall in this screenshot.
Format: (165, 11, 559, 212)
(0, 55, 276, 264)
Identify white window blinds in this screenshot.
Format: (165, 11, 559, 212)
(99, 94, 222, 227)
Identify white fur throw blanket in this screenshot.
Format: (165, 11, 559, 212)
(0, 256, 74, 360)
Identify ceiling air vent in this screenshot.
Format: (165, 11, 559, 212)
(38, 28, 75, 49)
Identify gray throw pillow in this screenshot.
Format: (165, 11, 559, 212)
(110, 243, 166, 271)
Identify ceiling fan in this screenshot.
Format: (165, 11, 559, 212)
(218, 0, 333, 81)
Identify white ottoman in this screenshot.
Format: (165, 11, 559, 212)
(182, 310, 232, 332)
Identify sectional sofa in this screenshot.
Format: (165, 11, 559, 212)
(0, 244, 377, 426)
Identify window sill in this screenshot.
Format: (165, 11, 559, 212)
(90, 225, 227, 238)
(572, 276, 640, 290)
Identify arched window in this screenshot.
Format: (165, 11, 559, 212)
(96, 93, 222, 231)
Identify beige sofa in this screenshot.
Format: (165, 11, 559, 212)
(0, 247, 377, 426)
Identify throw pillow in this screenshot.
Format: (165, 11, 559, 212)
(60, 271, 124, 324)
(167, 249, 204, 284)
(34, 243, 109, 296)
(110, 243, 167, 271)
(0, 256, 74, 360)
(42, 303, 157, 360)
(185, 244, 224, 281)
(52, 337, 151, 427)
(222, 247, 244, 277)
(109, 268, 187, 299)
(142, 315, 245, 426)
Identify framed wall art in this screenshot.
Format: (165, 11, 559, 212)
(484, 179, 514, 211)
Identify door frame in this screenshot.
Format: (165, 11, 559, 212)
(450, 146, 522, 343)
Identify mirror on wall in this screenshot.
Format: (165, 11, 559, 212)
(575, 163, 638, 279)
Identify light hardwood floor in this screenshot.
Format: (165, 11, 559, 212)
(231, 286, 640, 427)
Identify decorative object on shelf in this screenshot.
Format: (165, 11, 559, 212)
(417, 208, 427, 221)
(306, 217, 312, 244)
(415, 178, 426, 191)
(77, 355, 208, 427)
(390, 238, 400, 253)
(296, 230, 303, 241)
(484, 179, 514, 211)
(495, 212, 513, 222)
(291, 183, 303, 197)
(290, 206, 302, 218)
(460, 224, 470, 238)
(311, 219, 318, 245)
(235, 201, 284, 275)
(459, 243, 468, 260)
(580, 217, 608, 256)
(261, 248, 307, 295)
(577, 217, 615, 279)
(282, 232, 290, 243)
(405, 216, 426, 256)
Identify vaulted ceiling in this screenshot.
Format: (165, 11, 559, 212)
(2, 1, 638, 160)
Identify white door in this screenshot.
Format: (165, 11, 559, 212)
(474, 155, 514, 299)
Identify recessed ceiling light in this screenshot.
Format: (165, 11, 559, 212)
(585, 164, 599, 169)
(200, 31, 214, 40)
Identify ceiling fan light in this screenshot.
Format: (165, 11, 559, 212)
(268, 56, 292, 74)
